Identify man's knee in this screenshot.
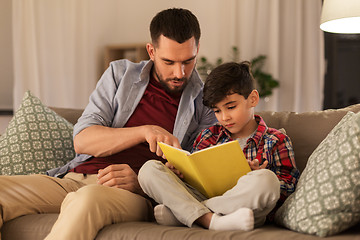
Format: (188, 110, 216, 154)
(63, 184, 104, 208)
(62, 184, 129, 213)
(64, 184, 143, 207)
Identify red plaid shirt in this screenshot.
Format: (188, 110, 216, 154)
(192, 115, 299, 206)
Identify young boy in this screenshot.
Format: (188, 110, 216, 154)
(138, 62, 299, 231)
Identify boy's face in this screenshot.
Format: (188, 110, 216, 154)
(212, 91, 259, 139)
(147, 35, 199, 94)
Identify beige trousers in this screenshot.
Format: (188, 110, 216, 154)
(138, 160, 280, 228)
(0, 172, 153, 240)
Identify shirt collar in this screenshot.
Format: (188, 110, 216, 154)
(139, 60, 154, 83)
(216, 114, 268, 146)
(250, 115, 268, 146)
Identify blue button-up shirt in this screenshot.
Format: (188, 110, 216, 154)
(47, 60, 216, 177)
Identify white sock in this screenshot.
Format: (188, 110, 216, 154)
(209, 208, 254, 231)
(154, 204, 183, 226)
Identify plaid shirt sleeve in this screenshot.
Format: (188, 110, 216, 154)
(270, 134, 300, 204)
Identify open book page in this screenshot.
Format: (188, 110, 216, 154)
(158, 141, 251, 198)
(189, 141, 251, 197)
(158, 142, 206, 194)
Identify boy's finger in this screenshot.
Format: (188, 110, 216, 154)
(260, 160, 268, 169)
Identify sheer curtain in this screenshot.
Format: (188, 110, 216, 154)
(12, 0, 94, 110)
(218, 0, 324, 112)
(12, 0, 324, 112)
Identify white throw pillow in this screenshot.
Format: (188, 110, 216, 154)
(275, 111, 360, 237)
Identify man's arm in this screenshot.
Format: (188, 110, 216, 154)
(74, 124, 181, 158)
(74, 124, 181, 195)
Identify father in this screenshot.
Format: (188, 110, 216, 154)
(0, 8, 216, 240)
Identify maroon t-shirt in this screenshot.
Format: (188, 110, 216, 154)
(71, 76, 181, 174)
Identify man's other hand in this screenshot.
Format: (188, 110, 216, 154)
(97, 164, 145, 196)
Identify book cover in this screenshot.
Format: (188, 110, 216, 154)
(158, 140, 251, 198)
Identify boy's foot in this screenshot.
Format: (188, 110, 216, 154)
(154, 204, 183, 226)
(209, 208, 254, 231)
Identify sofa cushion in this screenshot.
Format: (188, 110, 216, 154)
(0, 91, 75, 175)
(2, 214, 360, 240)
(259, 103, 360, 173)
(275, 111, 360, 237)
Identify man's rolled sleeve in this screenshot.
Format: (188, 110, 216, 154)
(73, 65, 119, 137)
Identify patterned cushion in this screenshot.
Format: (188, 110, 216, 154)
(275, 111, 360, 237)
(0, 91, 75, 175)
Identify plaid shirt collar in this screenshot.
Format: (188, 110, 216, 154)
(215, 115, 268, 147)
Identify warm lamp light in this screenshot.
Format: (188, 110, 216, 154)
(320, 0, 360, 34)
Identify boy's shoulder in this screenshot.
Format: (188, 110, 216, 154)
(255, 115, 289, 143)
(199, 123, 224, 138)
(195, 123, 228, 143)
(264, 126, 289, 143)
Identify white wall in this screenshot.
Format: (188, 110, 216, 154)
(0, 0, 13, 110)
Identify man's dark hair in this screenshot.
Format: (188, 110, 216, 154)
(150, 8, 201, 47)
(203, 61, 256, 108)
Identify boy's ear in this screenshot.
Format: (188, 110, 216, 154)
(249, 90, 260, 107)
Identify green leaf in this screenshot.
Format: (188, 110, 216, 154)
(197, 47, 279, 98)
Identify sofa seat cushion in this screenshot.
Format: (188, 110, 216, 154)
(2, 214, 360, 240)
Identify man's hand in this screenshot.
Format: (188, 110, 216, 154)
(248, 159, 268, 171)
(165, 162, 184, 179)
(97, 164, 145, 196)
(144, 125, 181, 157)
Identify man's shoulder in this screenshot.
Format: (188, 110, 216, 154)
(101, 60, 152, 87)
(109, 59, 150, 73)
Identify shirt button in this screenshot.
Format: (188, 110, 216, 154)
(183, 121, 187, 125)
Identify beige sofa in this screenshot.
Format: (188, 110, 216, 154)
(2, 104, 360, 239)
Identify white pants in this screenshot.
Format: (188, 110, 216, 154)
(138, 160, 280, 228)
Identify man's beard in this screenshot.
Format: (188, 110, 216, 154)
(153, 68, 191, 95)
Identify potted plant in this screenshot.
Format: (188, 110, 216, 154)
(197, 46, 279, 98)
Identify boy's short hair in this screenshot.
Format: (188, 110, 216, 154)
(203, 61, 256, 108)
(150, 8, 201, 47)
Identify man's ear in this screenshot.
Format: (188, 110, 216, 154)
(249, 90, 260, 107)
(146, 43, 155, 61)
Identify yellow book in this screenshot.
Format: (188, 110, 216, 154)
(158, 140, 251, 198)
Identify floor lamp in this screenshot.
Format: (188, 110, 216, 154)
(320, 0, 360, 34)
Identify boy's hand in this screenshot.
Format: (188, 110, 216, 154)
(248, 159, 268, 171)
(165, 162, 184, 179)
